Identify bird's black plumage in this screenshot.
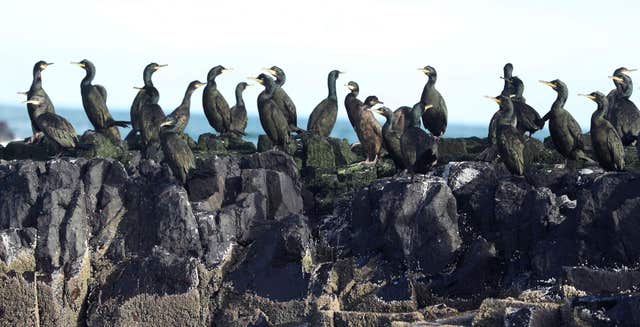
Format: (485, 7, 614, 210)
(488, 95, 525, 175)
(540, 79, 589, 161)
(72, 59, 129, 144)
(401, 103, 438, 173)
(606, 68, 640, 146)
(252, 74, 289, 150)
(265, 66, 299, 132)
(203, 65, 232, 135)
(25, 96, 78, 150)
(160, 122, 195, 185)
(582, 92, 625, 171)
(344, 81, 362, 130)
(139, 102, 166, 146)
(25, 60, 55, 142)
(371, 106, 404, 170)
(165, 81, 205, 133)
(500, 63, 515, 97)
(229, 82, 249, 136)
(307, 70, 343, 137)
(128, 63, 165, 139)
(419, 66, 448, 137)
(357, 96, 384, 163)
(505, 76, 543, 135)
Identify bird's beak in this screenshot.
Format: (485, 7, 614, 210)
(154, 64, 168, 71)
(159, 121, 173, 127)
(622, 68, 637, 74)
(41, 62, 54, 69)
(424, 104, 434, 110)
(345, 84, 355, 90)
(70, 61, 86, 68)
(246, 83, 253, 87)
(248, 77, 263, 85)
(338, 71, 346, 76)
(195, 83, 205, 88)
(222, 68, 234, 73)
(23, 99, 40, 105)
(539, 80, 555, 88)
(263, 68, 277, 76)
(578, 93, 596, 100)
(376, 100, 384, 105)
(133, 86, 143, 90)
(418, 68, 430, 74)
(16, 91, 28, 96)
(609, 76, 625, 83)
(484, 95, 501, 104)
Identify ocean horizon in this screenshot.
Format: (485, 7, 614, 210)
(0, 104, 552, 144)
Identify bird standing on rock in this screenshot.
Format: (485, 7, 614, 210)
(357, 96, 384, 164)
(307, 70, 344, 137)
(401, 102, 437, 174)
(251, 73, 290, 151)
(229, 82, 250, 136)
(606, 68, 640, 146)
(23, 95, 80, 152)
(419, 66, 447, 138)
(264, 66, 300, 133)
(159, 120, 195, 184)
(580, 92, 625, 171)
(504, 76, 543, 136)
(370, 106, 405, 170)
(485, 95, 525, 176)
(165, 80, 206, 133)
(24, 61, 55, 143)
(203, 65, 234, 136)
(128, 63, 166, 140)
(72, 59, 129, 144)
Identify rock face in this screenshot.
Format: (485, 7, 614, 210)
(1, 135, 640, 325)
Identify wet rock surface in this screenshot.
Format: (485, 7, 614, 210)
(0, 134, 640, 326)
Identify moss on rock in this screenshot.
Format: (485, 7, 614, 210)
(76, 132, 124, 160)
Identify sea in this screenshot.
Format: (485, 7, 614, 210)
(0, 105, 551, 144)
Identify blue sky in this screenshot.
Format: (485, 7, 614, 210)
(1, 0, 639, 127)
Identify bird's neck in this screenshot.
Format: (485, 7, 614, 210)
(31, 70, 42, 89)
(275, 75, 286, 86)
(420, 75, 437, 104)
(382, 112, 394, 130)
(328, 76, 337, 99)
(81, 69, 95, 86)
(207, 77, 218, 89)
(427, 73, 437, 87)
(618, 80, 633, 98)
(592, 102, 608, 123)
(552, 91, 568, 111)
(409, 104, 422, 127)
(143, 71, 154, 87)
(182, 88, 195, 107)
(235, 88, 245, 107)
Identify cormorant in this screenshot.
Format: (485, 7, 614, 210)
(500, 63, 515, 97)
(307, 70, 344, 137)
(250, 73, 290, 150)
(165, 80, 206, 133)
(401, 102, 437, 173)
(203, 65, 233, 135)
(486, 95, 525, 175)
(505, 76, 544, 135)
(25, 61, 55, 143)
(159, 121, 195, 184)
(357, 96, 384, 164)
(580, 92, 625, 171)
(419, 66, 447, 137)
(264, 66, 300, 132)
(370, 106, 404, 170)
(539, 79, 590, 161)
(229, 82, 250, 136)
(344, 81, 362, 131)
(23, 96, 79, 151)
(71, 59, 129, 144)
(139, 100, 166, 146)
(128, 63, 166, 139)
(606, 68, 640, 146)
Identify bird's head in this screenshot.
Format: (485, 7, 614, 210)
(539, 79, 565, 92)
(578, 91, 606, 105)
(369, 105, 393, 118)
(23, 95, 45, 106)
(248, 73, 274, 88)
(363, 95, 384, 107)
(419, 65, 436, 76)
(345, 81, 359, 92)
(70, 59, 93, 71)
(146, 62, 167, 73)
(236, 82, 251, 91)
(484, 94, 513, 106)
(263, 66, 284, 79)
(189, 80, 206, 91)
(613, 67, 636, 77)
(208, 65, 233, 81)
(503, 63, 513, 78)
(329, 70, 345, 81)
(34, 60, 53, 73)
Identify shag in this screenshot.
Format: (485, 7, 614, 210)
(401, 103, 438, 173)
(506, 76, 544, 135)
(128, 63, 166, 139)
(419, 66, 448, 137)
(165, 80, 206, 133)
(203, 65, 233, 135)
(229, 82, 250, 136)
(25, 60, 55, 143)
(344, 81, 363, 130)
(307, 70, 344, 137)
(264, 66, 300, 132)
(24, 96, 79, 151)
(580, 92, 625, 171)
(606, 68, 640, 146)
(159, 121, 195, 184)
(251, 74, 290, 150)
(486, 95, 525, 175)
(539, 79, 590, 161)
(357, 96, 384, 164)
(500, 63, 515, 97)
(72, 59, 129, 144)
(370, 106, 405, 170)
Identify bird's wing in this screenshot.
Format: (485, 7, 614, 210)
(95, 84, 108, 102)
(307, 99, 328, 130)
(280, 89, 297, 124)
(607, 126, 625, 167)
(215, 93, 231, 126)
(567, 114, 585, 148)
(39, 113, 77, 148)
(392, 107, 410, 134)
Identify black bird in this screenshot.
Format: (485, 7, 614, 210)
(203, 65, 233, 135)
(486, 95, 525, 176)
(539, 80, 590, 162)
(419, 66, 447, 137)
(606, 68, 640, 146)
(251, 74, 289, 150)
(165, 80, 206, 133)
(128, 63, 166, 139)
(401, 102, 437, 174)
(506, 76, 543, 135)
(229, 82, 250, 136)
(24, 96, 79, 151)
(500, 63, 516, 97)
(344, 81, 363, 131)
(159, 121, 195, 184)
(72, 59, 129, 144)
(357, 96, 384, 164)
(370, 106, 405, 170)
(580, 92, 625, 171)
(139, 100, 166, 147)
(25, 61, 55, 143)
(307, 70, 344, 137)
(264, 66, 300, 132)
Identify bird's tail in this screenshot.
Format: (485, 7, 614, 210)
(108, 120, 131, 128)
(476, 145, 499, 162)
(576, 150, 597, 164)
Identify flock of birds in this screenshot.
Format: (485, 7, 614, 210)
(18, 60, 640, 184)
